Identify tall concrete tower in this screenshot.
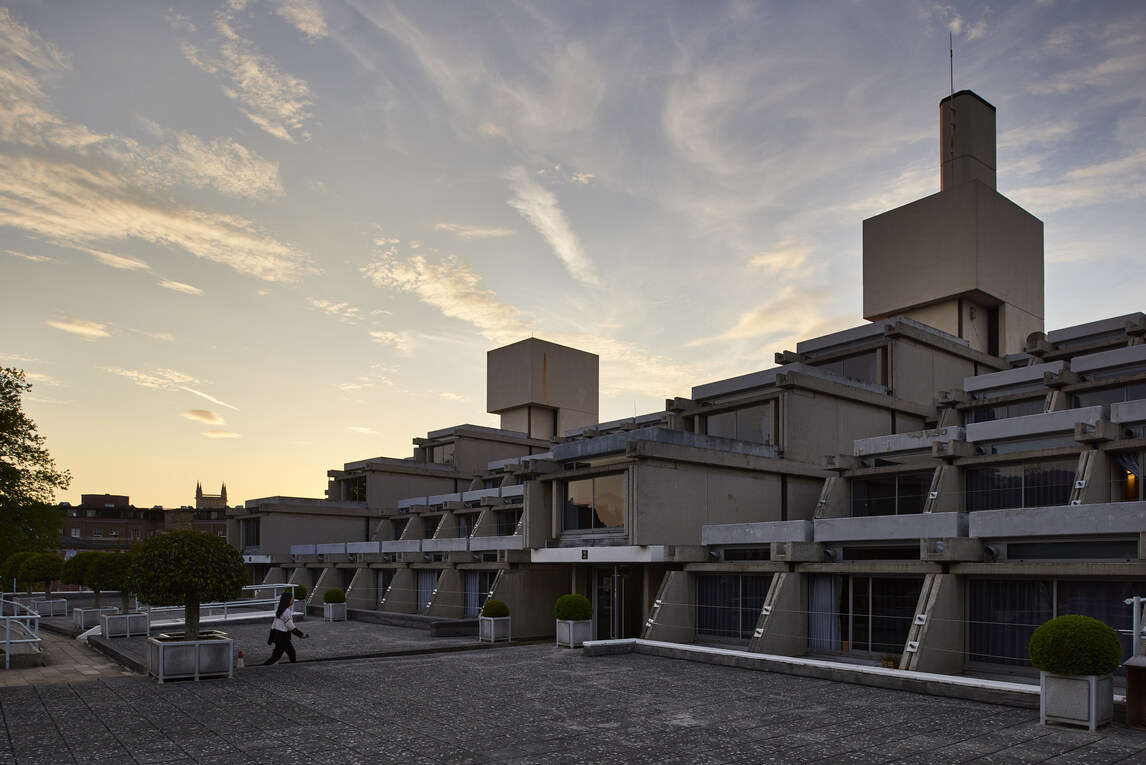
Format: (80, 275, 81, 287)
(862, 91, 1044, 356)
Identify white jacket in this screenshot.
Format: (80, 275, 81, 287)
(271, 611, 298, 633)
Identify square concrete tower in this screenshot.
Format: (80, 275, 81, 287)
(863, 91, 1044, 356)
(487, 338, 599, 440)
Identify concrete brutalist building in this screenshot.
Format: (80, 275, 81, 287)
(229, 90, 1146, 679)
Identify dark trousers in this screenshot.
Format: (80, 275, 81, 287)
(264, 636, 296, 664)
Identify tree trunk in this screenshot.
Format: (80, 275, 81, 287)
(92, 588, 101, 608)
(43, 579, 51, 600)
(120, 590, 130, 614)
(185, 592, 200, 641)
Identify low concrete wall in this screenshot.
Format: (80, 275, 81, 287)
(584, 638, 1042, 710)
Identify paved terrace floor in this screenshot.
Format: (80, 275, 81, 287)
(3, 616, 1146, 762)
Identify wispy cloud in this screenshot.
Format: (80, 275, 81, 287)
(47, 318, 109, 339)
(686, 286, 831, 347)
(159, 280, 203, 295)
(504, 166, 599, 285)
(363, 253, 532, 342)
(436, 223, 517, 239)
(3, 249, 57, 263)
(131, 329, 175, 342)
(347, 425, 376, 434)
(108, 121, 285, 200)
(272, 0, 328, 39)
(307, 298, 361, 323)
(203, 430, 241, 439)
(85, 248, 151, 271)
(182, 409, 224, 425)
(103, 367, 239, 410)
(181, 4, 315, 142)
(363, 248, 699, 399)
(0, 154, 314, 282)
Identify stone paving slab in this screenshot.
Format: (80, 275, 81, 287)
(85, 617, 502, 673)
(4, 644, 1146, 763)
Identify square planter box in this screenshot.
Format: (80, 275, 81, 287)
(32, 599, 68, 616)
(324, 602, 347, 622)
(101, 612, 150, 638)
(74, 607, 118, 630)
(147, 632, 233, 683)
(479, 616, 511, 643)
(1040, 671, 1114, 731)
(556, 619, 593, 648)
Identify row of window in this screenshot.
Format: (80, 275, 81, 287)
(850, 454, 1146, 516)
(696, 574, 1142, 671)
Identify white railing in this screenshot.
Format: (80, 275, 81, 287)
(139, 583, 299, 621)
(0, 596, 42, 669)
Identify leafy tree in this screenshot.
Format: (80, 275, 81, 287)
(1, 551, 36, 594)
(18, 553, 61, 600)
(0, 368, 70, 563)
(61, 551, 104, 605)
(88, 552, 133, 614)
(130, 531, 246, 640)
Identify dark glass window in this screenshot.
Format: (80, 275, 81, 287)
(965, 458, 1075, 511)
(241, 518, 260, 549)
(344, 476, 366, 501)
(696, 574, 771, 641)
(965, 399, 1044, 424)
(968, 579, 1143, 670)
(563, 474, 624, 531)
(703, 404, 771, 443)
(814, 350, 881, 385)
(430, 443, 455, 465)
(423, 516, 440, 538)
(851, 472, 931, 516)
(1073, 382, 1146, 409)
(496, 509, 522, 536)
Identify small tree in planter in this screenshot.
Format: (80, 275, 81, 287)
(1, 551, 36, 596)
(1029, 614, 1122, 730)
(479, 599, 510, 643)
(130, 530, 247, 641)
(292, 583, 307, 601)
(18, 552, 61, 602)
(88, 552, 134, 615)
(323, 587, 347, 622)
(555, 593, 594, 648)
(61, 551, 102, 602)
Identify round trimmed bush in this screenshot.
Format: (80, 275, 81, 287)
(554, 593, 593, 621)
(19, 553, 62, 597)
(480, 599, 509, 618)
(1029, 614, 1122, 676)
(323, 587, 346, 604)
(292, 583, 307, 600)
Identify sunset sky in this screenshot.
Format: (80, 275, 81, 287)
(2, 1, 1144, 508)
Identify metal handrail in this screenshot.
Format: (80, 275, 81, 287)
(138, 583, 299, 621)
(0, 597, 42, 669)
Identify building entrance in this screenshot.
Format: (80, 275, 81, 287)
(592, 566, 638, 640)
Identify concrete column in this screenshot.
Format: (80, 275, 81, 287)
(749, 571, 807, 656)
(427, 568, 463, 617)
(902, 573, 964, 674)
(643, 570, 694, 643)
(381, 568, 418, 613)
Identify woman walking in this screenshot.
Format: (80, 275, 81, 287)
(264, 590, 308, 664)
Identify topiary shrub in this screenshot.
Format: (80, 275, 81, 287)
(292, 583, 307, 600)
(323, 587, 346, 604)
(19, 553, 62, 600)
(480, 599, 509, 618)
(1, 551, 37, 595)
(61, 551, 103, 601)
(130, 530, 247, 640)
(554, 593, 593, 621)
(1029, 614, 1122, 676)
(88, 552, 134, 614)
